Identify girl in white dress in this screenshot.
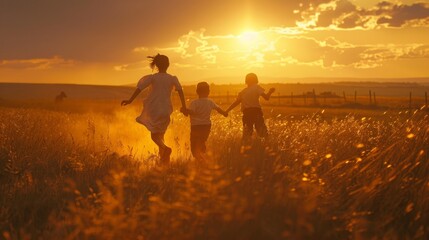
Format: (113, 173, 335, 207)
(122, 54, 187, 164)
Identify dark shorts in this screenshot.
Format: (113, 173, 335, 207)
(190, 124, 211, 158)
(242, 107, 268, 138)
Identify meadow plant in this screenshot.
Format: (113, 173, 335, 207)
(0, 103, 428, 239)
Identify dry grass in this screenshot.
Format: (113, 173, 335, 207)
(0, 100, 428, 239)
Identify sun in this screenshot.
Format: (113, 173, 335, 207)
(238, 30, 260, 45)
(234, 29, 274, 54)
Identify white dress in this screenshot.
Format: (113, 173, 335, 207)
(135, 73, 182, 133)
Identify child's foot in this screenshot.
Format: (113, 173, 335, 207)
(160, 147, 172, 165)
(240, 144, 252, 155)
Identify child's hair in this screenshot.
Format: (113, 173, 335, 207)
(147, 54, 169, 72)
(245, 73, 258, 85)
(196, 82, 210, 96)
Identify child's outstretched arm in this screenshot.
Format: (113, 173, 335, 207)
(226, 98, 241, 113)
(214, 106, 228, 117)
(177, 88, 187, 114)
(261, 88, 275, 100)
(121, 88, 142, 106)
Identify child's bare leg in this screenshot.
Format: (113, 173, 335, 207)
(242, 111, 254, 146)
(192, 143, 204, 162)
(151, 132, 171, 164)
(255, 112, 268, 138)
(242, 124, 253, 146)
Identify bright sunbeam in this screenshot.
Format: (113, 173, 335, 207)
(238, 30, 260, 45)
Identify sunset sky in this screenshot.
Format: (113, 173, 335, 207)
(1, 0, 429, 85)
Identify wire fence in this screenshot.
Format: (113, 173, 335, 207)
(174, 90, 428, 109)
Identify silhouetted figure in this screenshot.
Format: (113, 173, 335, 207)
(121, 54, 187, 165)
(226, 73, 275, 145)
(181, 82, 228, 161)
(55, 91, 67, 103)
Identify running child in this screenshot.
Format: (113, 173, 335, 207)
(121, 54, 187, 165)
(182, 82, 228, 160)
(225, 73, 275, 144)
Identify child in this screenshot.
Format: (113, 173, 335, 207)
(121, 54, 187, 165)
(226, 73, 275, 144)
(183, 82, 228, 160)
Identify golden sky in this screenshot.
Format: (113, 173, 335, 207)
(1, 0, 429, 85)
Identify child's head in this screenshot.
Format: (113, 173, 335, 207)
(148, 54, 169, 72)
(196, 82, 210, 97)
(245, 73, 258, 85)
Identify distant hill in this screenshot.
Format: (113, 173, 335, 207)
(186, 82, 429, 98)
(0, 83, 134, 100)
(0, 81, 428, 101)
(195, 76, 429, 85)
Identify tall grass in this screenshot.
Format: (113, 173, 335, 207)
(0, 102, 428, 239)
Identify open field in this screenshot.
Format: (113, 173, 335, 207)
(1, 82, 428, 111)
(0, 97, 428, 239)
(1, 81, 429, 99)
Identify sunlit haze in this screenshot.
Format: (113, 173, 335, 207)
(1, 0, 429, 85)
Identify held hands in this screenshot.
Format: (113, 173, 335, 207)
(268, 88, 276, 94)
(180, 107, 189, 116)
(222, 110, 228, 117)
(121, 100, 132, 106)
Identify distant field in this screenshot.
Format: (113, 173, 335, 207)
(1, 82, 428, 109)
(0, 83, 133, 100)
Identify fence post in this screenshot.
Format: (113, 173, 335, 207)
(369, 90, 372, 104)
(303, 92, 307, 105)
(373, 92, 376, 105)
(425, 91, 427, 107)
(313, 89, 316, 104)
(291, 92, 293, 105)
(409, 92, 412, 110)
(278, 92, 281, 106)
(354, 90, 357, 103)
(226, 91, 229, 104)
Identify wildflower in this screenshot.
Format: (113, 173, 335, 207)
(405, 203, 414, 213)
(303, 160, 312, 166)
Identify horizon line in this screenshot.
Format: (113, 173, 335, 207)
(1, 76, 429, 87)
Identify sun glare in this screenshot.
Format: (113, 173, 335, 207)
(238, 31, 260, 45)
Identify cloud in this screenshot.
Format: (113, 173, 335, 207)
(297, 0, 429, 29)
(374, 2, 429, 27)
(113, 61, 149, 72)
(118, 25, 429, 73)
(323, 42, 429, 68)
(399, 44, 429, 58)
(133, 47, 149, 53)
(0, 56, 75, 70)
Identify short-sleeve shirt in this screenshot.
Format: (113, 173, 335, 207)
(188, 98, 219, 126)
(238, 84, 265, 111)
